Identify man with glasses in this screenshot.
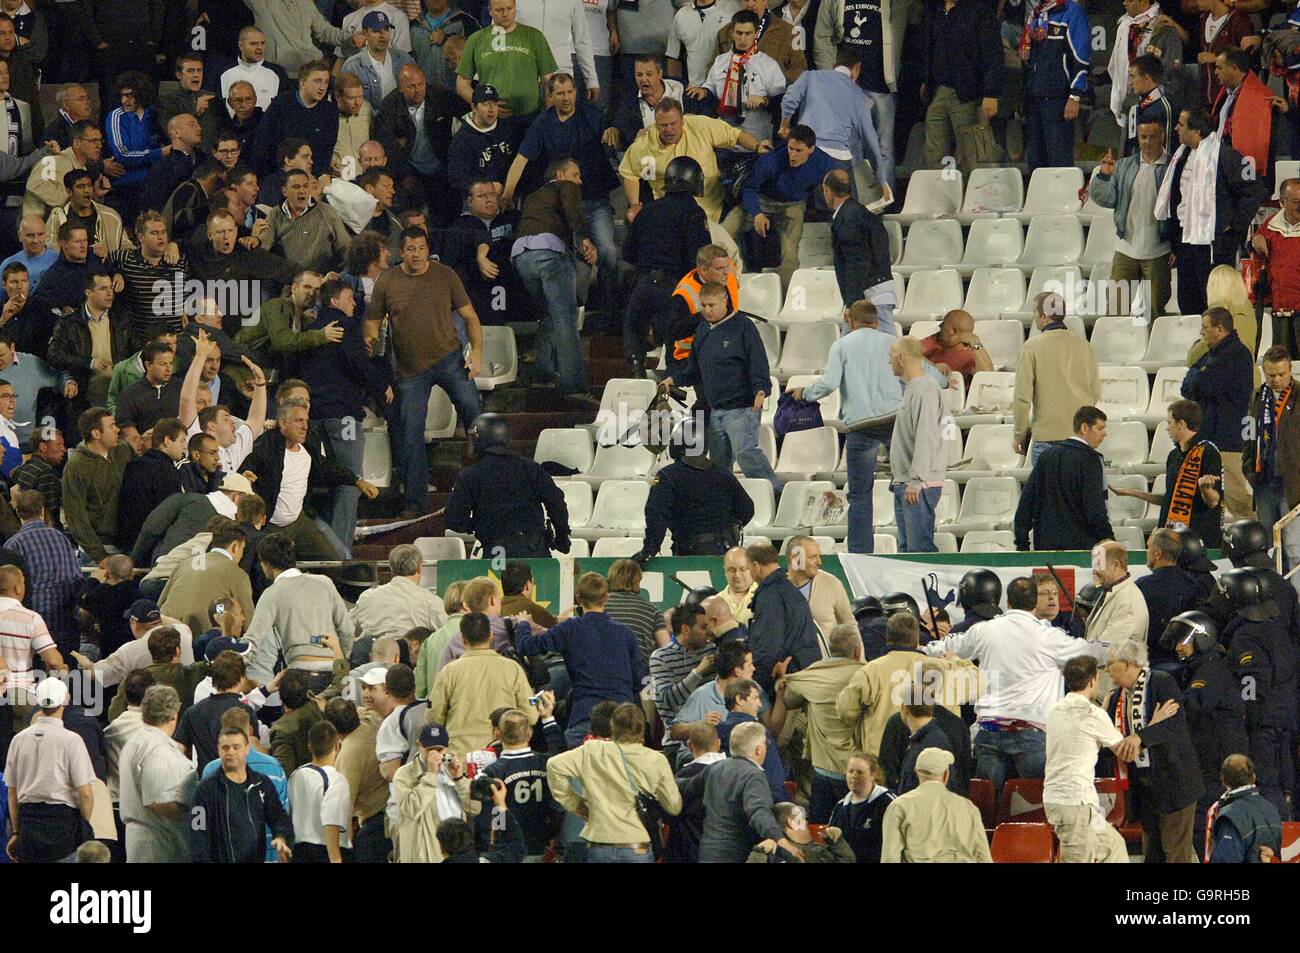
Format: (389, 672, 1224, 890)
(0, 329, 65, 449)
(104, 73, 169, 229)
(210, 137, 242, 174)
(0, 379, 21, 474)
(41, 85, 95, 150)
(22, 119, 102, 220)
(200, 82, 263, 156)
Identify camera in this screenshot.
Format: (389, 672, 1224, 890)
(441, 752, 455, 766)
(470, 777, 497, 801)
(309, 634, 325, 646)
(528, 693, 544, 707)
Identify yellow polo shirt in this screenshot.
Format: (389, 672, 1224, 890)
(618, 114, 743, 222)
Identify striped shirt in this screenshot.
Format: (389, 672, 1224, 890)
(12, 457, 62, 523)
(0, 594, 56, 689)
(5, 520, 83, 650)
(106, 248, 190, 338)
(648, 639, 712, 726)
(605, 590, 667, 667)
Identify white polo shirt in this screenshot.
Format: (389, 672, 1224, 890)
(1043, 691, 1123, 809)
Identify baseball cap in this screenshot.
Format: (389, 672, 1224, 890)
(362, 10, 393, 30)
(34, 676, 69, 709)
(219, 472, 254, 495)
(419, 722, 450, 749)
(123, 599, 162, 624)
(915, 747, 955, 776)
(472, 84, 502, 104)
(359, 667, 389, 686)
(205, 635, 252, 661)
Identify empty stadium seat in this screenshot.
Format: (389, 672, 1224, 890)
(593, 378, 659, 436)
(1137, 315, 1201, 372)
(960, 530, 1016, 552)
(1089, 316, 1149, 365)
(534, 428, 595, 473)
(1008, 266, 1085, 323)
(775, 321, 839, 378)
(777, 268, 844, 325)
(475, 325, 518, 390)
(972, 319, 1024, 371)
(1114, 525, 1144, 550)
(964, 267, 1026, 319)
(1017, 214, 1085, 269)
(785, 374, 841, 422)
(425, 385, 457, 441)
(767, 480, 838, 533)
(739, 272, 783, 318)
(413, 536, 466, 587)
(958, 218, 1024, 275)
(578, 480, 651, 538)
(907, 319, 940, 340)
(753, 317, 781, 368)
(361, 417, 391, 488)
(991, 823, 1055, 863)
(1081, 216, 1117, 267)
(760, 375, 780, 426)
(1012, 166, 1084, 222)
(1136, 366, 1187, 427)
(871, 479, 895, 527)
(739, 477, 776, 530)
(958, 425, 1024, 477)
(888, 169, 963, 224)
(776, 426, 840, 478)
(949, 477, 1019, 535)
(896, 219, 964, 276)
(556, 480, 594, 527)
(1026, 313, 1086, 338)
(956, 371, 1016, 427)
(1132, 427, 1173, 479)
(1098, 420, 1149, 469)
(998, 778, 1047, 824)
(958, 167, 1025, 223)
(896, 268, 964, 325)
(1096, 365, 1151, 420)
(1107, 473, 1149, 527)
(576, 445, 658, 492)
(592, 536, 647, 557)
(885, 219, 903, 263)
(874, 534, 898, 554)
(554, 537, 590, 558)
(934, 531, 958, 553)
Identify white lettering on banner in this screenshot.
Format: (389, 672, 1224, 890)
(49, 884, 152, 934)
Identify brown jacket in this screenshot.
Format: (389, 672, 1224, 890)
(715, 15, 806, 84)
(1242, 379, 1300, 508)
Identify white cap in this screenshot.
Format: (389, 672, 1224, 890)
(34, 676, 68, 709)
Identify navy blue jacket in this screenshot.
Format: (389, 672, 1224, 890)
(1181, 331, 1254, 453)
(445, 120, 514, 195)
(717, 711, 787, 804)
(516, 612, 647, 727)
(676, 311, 771, 411)
(1136, 565, 1203, 666)
(294, 305, 392, 422)
(250, 90, 338, 177)
(1024, 0, 1090, 99)
(518, 102, 620, 199)
(1013, 437, 1114, 551)
(921, 0, 1004, 105)
(747, 566, 823, 694)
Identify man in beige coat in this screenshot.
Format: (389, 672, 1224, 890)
(158, 523, 255, 638)
(1085, 540, 1149, 698)
(427, 611, 537, 751)
(1013, 291, 1101, 466)
(881, 747, 992, 862)
(785, 535, 854, 644)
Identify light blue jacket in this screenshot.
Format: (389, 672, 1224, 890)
(1087, 152, 1171, 243)
(342, 47, 417, 112)
(804, 326, 948, 425)
(780, 68, 883, 172)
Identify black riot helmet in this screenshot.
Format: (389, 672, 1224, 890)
(666, 413, 707, 464)
(1159, 610, 1219, 653)
(682, 586, 718, 611)
(663, 156, 704, 196)
(851, 595, 883, 622)
(1218, 567, 1277, 623)
(1073, 583, 1101, 619)
(1223, 519, 1271, 568)
(881, 591, 920, 618)
(467, 414, 511, 458)
(958, 569, 1002, 611)
(1172, 527, 1216, 572)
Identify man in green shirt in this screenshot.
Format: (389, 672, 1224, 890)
(456, 0, 557, 144)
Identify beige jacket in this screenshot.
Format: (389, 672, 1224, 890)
(333, 102, 373, 174)
(1012, 329, 1101, 444)
(24, 149, 87, 219)
(548, 740, 682, 844)
(391, 758, 474, 863)
(881, 780, 993, 863)
(782, 656, 862, 774)
(803, 571, 855, 643)
(427, 646, 538, 752)
(46, 201, 132, 254)
(836, 649, 973, 757)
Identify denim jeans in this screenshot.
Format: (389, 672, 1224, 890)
(845, 432, 882, 554)
(892, 483, 941, 553)
(397, 349, 484, 508)
(809, 773, 848, 824)
(586, 843, 655, 863)
(513, 248, 587, 393)
(1255, 480, 1288, 571)
(583, 196, 620, 322)
(321, 417, 364, 558)
(708, 407, 782, 497)
(1026, 94, 1075, 174)
(1030, 438, 1068, 466)
(862, 90, 896, 192)
(973, 727, 1047, 800)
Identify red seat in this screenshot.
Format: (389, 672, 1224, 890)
(1281, 822, 1300, 863)
(807, 823, 827, 845)
(1095, 778, 1142, 844)
(996, 779, 1045, 825)
(968, 779, 996, 833)
(990, 822, 1056, 863)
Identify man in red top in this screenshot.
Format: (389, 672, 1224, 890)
(919, 310, 994, 387)
(1212, 48, 1278, 178)
(1252, 177, 1300, 363)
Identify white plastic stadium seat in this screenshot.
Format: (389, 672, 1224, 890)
(972, 319, 1024, 371)
(534, 428, 595, 473)
(896, 268, 964, 325)
(740, 477, 776, 530)
(753, 317, 781, 368)
(960, 530, 1017, 552)
(873, 534, 899, 554)
(475, 325, 518, 390)
(739, 272, 783, 318)
(958, 167, 1025, 223)
(1098, 420, 1149, 469)
(1081, 216, 1117, 267)
(1096, 365, 1151, 420)
(958, 425, 1024, 478)
(887, 169, 963, 224)
(1017, 214, 1085, 269)
(1012, 167, 1084, 222)
(1136, 366, 1187, 428)
(1027, 314, 1086, 338)
(1107, 474, 1149, 527)
(592, 537, 647, 557)
(777, 268, 843, 325)
(768, 480, 837, 532)
(956, 371, 1016, 427)
(591, 378, 659, 439)
(555, 480, 594, 527)
(785, 374, 841, 422)
(895, 219, 964, 276)
(1113, 526, 1145, 551)
(958, 218, 1024, 275)
(361, 417, 391, 488)
(415, 536, 467, 561)
(1137, 315, 1201, 372)
(424, 385, 456, 441)
(1008, 266, 1084, 323)
(934, 532, 958, 553)
(964, 268, 1026, 319)
(936, 480, 961, 526)
(776, 426, 840, 478)
(872, 479, 896, 527)
(579, 444, 657, 487)
(580, 480, 651, 538)
(885, 219, 903, 263)
(907, 320, 941, 340)
(1089, 316, 1149, 365)
(775, 321, 839, 378)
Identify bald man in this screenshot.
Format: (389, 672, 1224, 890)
(1084, 540, 1149, 676)
(919, 310, 993, 387)
(702, 594, 748, 642)
(0, 215, 58, 300)
(141, 113, 208, 215)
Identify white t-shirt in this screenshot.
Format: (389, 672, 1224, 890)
(289, 763, 354, 848)
(582, 0, 611, 56)
(1043, 692, 1123, 810)
(271, 444, 312, 526)
(667, 0, 740, 87)
(220, 60, 283, 110)
(187, 417, 256, 476)
(367, 49, 399, 99)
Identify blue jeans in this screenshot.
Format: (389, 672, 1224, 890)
(974, 727, 1046, 800)
(586, 843, 654, 863)
(1030, 438, 1068, 466)
(873, 300, 897, 337)
(892, 483, 941, 553)
(809, 773, 848, 825)
(397, 350, 484, 508)
(583, 197, 619, 321)
(321, 417, 364, 558)
(1026, 94, 1075, 174)
(862, 90, 896, 192)
(1254, 480, 1294, 574)
(513, 248, 587, 393)
(708, 407, 782, 497)
(845, 432, 882, 554)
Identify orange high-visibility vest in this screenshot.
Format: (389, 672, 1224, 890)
(670, 264, 739, 360)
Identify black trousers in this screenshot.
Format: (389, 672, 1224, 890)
(625, 271, 674, 364)
(1248, 724, 1291, 820)
(292, 841, 353, 863)
(1272, 311, 1300, 364)
(479, 533, 550, 559)
(16, 802, 87, 863)
(353, 811, 392, 864)
(1175, 242, 1213, 318)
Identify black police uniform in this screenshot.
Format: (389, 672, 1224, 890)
(952, 605, 1000, 634)
(640, 456, 755, 557)
(1137, 565, 1203, 668)
(1183, 648, 1250, 855)
(621, 191, 711, 368)
(444, 448, 571, 559)
(1223, 612, 1297, 818)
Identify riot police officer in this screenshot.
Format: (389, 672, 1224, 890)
(951, 569, 1002, 633)
(444, 414, 571, 559)
(622, 156, 712, 377)
(859, 591, 920, 661)
(1070, 583, 1101, 639)
(1224, 519, 1299, 640)
(1219, 567, 1296, 818)
(635, 416, 755, 560)
(1172, 526, 1218, 602)
(1162, 609, 1249, 857)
